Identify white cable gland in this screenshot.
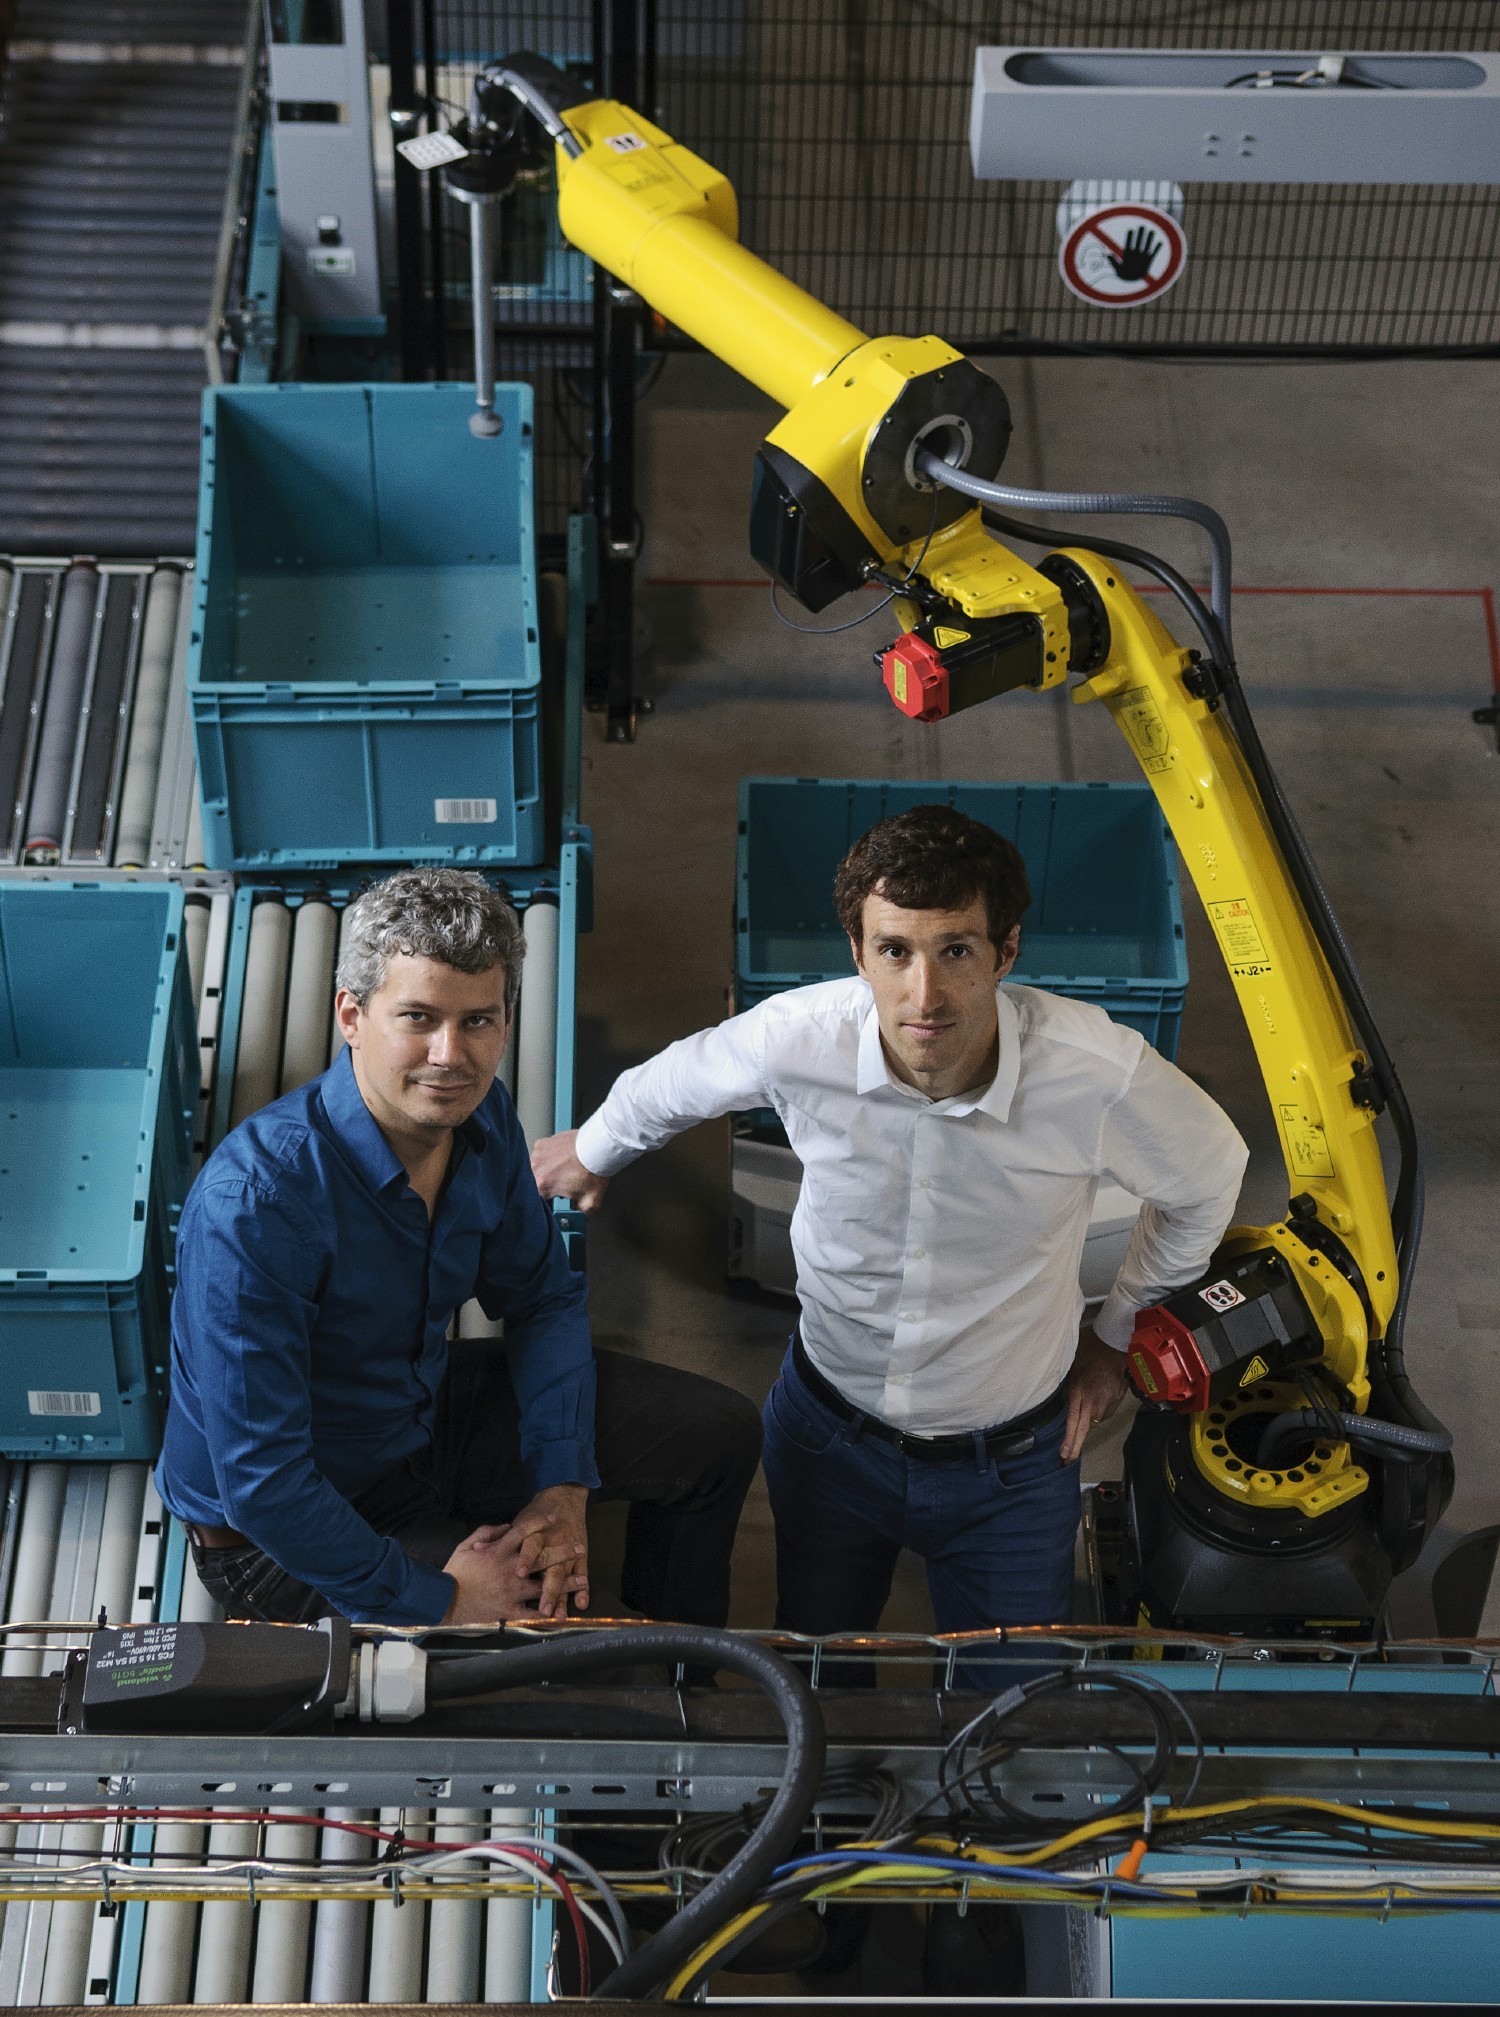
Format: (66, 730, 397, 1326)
(371, 1639, 428, 1721)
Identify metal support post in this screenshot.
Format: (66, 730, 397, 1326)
(387, 0, 433, 378)
(594, 0, 644, 742)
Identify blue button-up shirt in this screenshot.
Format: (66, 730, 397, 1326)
(156, 1047, 597, 1625)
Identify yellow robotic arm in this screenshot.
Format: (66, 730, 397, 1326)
(453, 60, 1450, 1627)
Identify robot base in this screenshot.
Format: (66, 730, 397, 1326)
(1117, 1408, 1394, 1640)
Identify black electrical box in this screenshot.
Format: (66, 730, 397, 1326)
(62, 1618, 351, 1735)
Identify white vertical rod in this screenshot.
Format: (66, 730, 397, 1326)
(327, 902, 356, 1065)
(484, 1808, 534, 2003)
(184, 781, 205, 869)
(229, 899, 292, 1127)
(367, 1810, 428, 2002)
(280, 899, 339, 1093)
(112, 565, 182, 866)
(184, 896, 213, 1019)
(307, 1808, 371, 2002)
(129, 1475, 167, 1623)
(425, 1809, 483, 2002)
(3, 1466, 68, 1676)
(249, 1814, 316, 2002)
(192, 1812, 257, 2004)
(514, 898, 559, 1148)
(136, 1823, 206, 2004)
(90, 1463, 147, 1625)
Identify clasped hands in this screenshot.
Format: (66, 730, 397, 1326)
(441, 1482, 590, 1625)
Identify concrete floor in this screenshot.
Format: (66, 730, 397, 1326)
(573, 350, 1500, 1635)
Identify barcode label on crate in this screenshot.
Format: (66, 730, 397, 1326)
(28, 1390, 101, 1418)
(434, 797, 499, 824)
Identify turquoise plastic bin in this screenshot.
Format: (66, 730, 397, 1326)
(189, 381, 546, 870)
(735, 777, 1189, 1056)
(0, 882, 196, 1457)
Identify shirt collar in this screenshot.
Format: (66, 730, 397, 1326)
(854, 983, 1022, 1122)
(318, 1045, 491, 1193)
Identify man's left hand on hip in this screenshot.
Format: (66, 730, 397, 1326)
(1061, 1326, 1132, 1463)
(510, 1482, 591, 1617)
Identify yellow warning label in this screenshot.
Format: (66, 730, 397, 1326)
(600, 147, 686, 217)
(1239, 1354, 1270, 1387)
(1130, 1352, 1158, 1397)
(892, 658, 908, 706)
(933, 625, 971, 649)
(1116, 686, 1172, 774)
(1209, 896, 1274, 978)
(1279, 1104, 1336, 1179)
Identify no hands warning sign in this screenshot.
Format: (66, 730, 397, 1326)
(1059, 202, 1187, 309)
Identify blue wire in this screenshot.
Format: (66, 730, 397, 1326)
(768, 1848, 1500, 1916)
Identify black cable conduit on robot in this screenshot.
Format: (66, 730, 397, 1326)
(914, 454, 1449, 1453)
(1259, 1407, 1451, 1467)
(425, 1624, 826, 2000)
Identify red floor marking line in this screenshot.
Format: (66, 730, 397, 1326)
(1483, 586, 1500, 694)
(644, 577, 1500, 692)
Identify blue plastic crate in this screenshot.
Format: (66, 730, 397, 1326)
(189, 381, 546, 870)
(0, 881, 196, 1458)
(735, 777, 1189, 1056)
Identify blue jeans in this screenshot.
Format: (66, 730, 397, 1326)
(761, 1345, 1080, 1689)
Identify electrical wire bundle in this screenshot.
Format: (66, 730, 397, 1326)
(658, 1766, 904, 1893)
(658, 1663, 1500, 1999)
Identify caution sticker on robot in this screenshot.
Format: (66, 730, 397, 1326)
(1058, 202, 1187, 308)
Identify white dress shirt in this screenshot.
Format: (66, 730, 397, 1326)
(575, 978, 1248, 1436)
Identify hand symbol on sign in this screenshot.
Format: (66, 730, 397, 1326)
(1106, 226, 1162, 283)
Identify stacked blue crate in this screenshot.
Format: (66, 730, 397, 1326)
(189, 382, 548, 870)
(0, 882, 196, 1458)
(736, 776, 1189, 1054)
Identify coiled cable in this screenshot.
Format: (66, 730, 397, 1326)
(426, 1624, 825, 2000)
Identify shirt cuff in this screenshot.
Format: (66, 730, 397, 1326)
(1092, 1285, 1140, 1351)
(350, 1557, 454, 1628)
(524, 1437, 602, 1495)
(574, 1112, 634, 1179)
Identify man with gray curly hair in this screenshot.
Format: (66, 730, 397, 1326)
(158, 867, 762, 1630)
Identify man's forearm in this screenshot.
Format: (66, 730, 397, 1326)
(219, 1468, 452, 1625)
(1095, 1189, 1244, 1347)
(575, 1018, 770, 1176)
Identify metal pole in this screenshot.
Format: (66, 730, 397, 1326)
(463, 192, 504, 437)
(386, 0, 432, 379)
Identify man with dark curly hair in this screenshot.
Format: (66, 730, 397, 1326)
(535, 805, 1246, 1656)
(159, 868, 761, 1631)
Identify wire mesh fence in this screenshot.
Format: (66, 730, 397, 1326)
(648, 0, 1500, 353)
(415, 3, 1500, 526)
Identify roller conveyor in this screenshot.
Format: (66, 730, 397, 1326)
(0, 1461, 547, 2004)
(0, 0, 255, 556)
(0, 559, 202, 870)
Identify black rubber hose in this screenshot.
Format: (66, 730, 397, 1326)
(476, 52, 589, 156)
(913, 449, 1236, 647)
(966, 499, 1449, 1452)
(425, 1625, 825, 2000)
(1258, 1407, 1452, 1466)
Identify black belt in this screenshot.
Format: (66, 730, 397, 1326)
(791, 1332, 1068, 1462)
(186, 1521, 251, 1551)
